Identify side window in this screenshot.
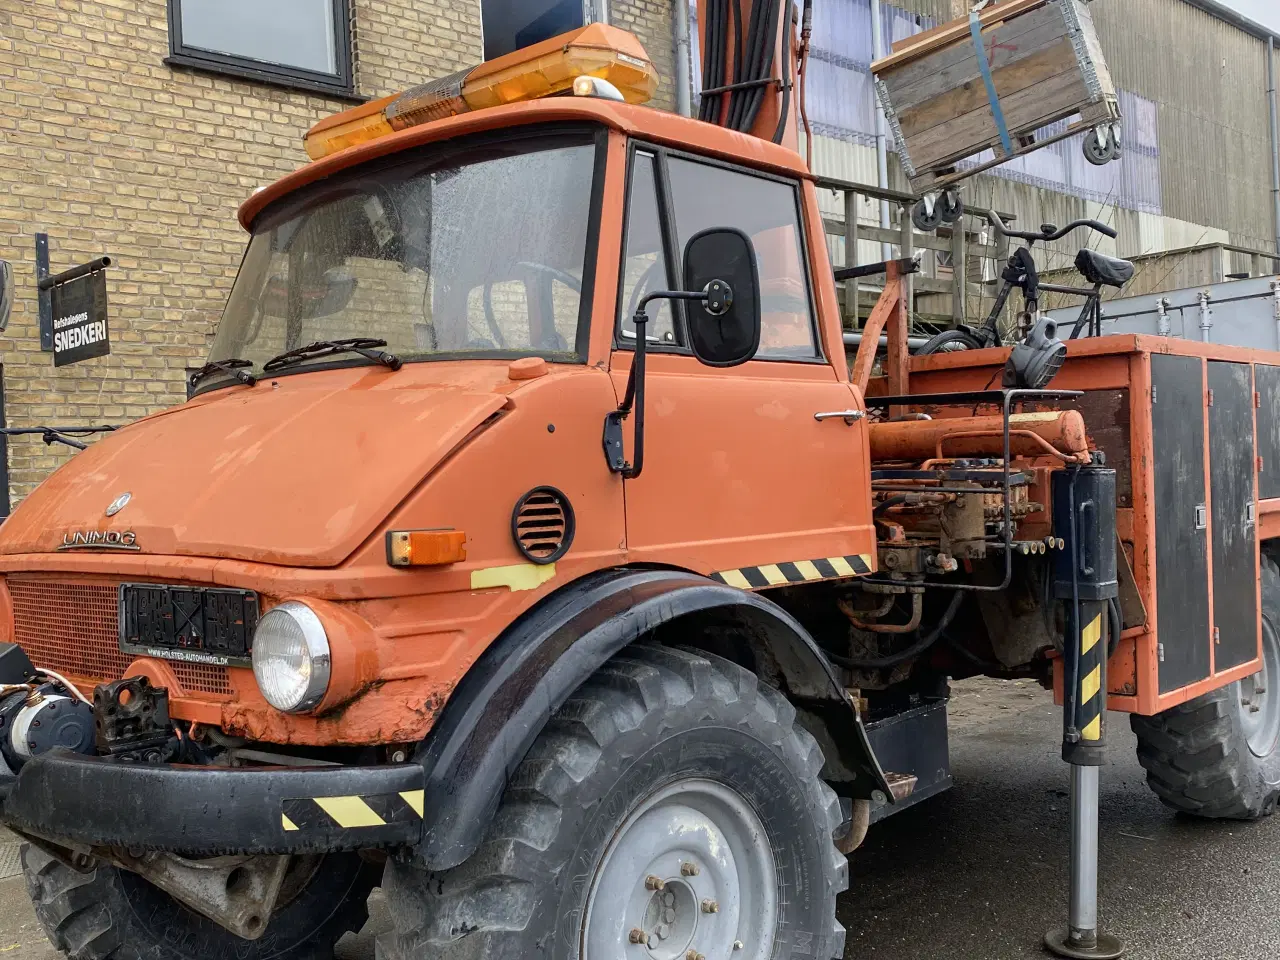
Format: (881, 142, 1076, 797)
(617, 153, 677, 346)
(667, 158, 818, 360)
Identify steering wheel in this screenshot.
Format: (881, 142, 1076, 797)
(515, 261, 583, 293)
(626, 260, 666, 320)
(481, 284, 508, 348)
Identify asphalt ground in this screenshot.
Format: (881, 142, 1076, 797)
(0, 677, 1274, 959)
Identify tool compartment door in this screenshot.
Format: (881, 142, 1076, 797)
(1257, 364, 1280, 500)
(1151, 353, 1212, 694)
(1208, 361, 1259, 673)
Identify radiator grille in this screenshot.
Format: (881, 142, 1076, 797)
(8, 578, 232, 696)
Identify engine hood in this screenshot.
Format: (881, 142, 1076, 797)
(0, 365, 513, 567)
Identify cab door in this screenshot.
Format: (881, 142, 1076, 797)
(613, 147, 874, 583)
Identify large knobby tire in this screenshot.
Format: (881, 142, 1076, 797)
(379, 644, 848, 960)
(22, 846, 378, 960)
(1130, 557, 1280, 819)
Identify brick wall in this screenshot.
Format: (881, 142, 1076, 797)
(0, 0, 679, 504)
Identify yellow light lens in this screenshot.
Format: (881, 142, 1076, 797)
(304, 94, 398, 161)
(386, 530, 467, 567)
(304, 23, 658, 160)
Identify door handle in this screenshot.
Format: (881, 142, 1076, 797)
(814, 410, 866, 424)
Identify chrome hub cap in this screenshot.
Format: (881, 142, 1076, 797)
(583, 779, 777, 960)
(1241, 618, 1280, 758)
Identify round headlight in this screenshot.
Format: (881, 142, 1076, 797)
(251, 601, 331, 713)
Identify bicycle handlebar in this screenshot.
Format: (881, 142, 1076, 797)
(985, 209, 1118, 243)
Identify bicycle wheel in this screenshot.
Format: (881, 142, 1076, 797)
(914, 329, 984, 355)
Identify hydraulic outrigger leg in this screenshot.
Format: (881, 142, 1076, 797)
(1044, 464, 1124, 960)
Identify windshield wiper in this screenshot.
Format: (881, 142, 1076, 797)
(189, 358, 258, 389)
(262, 338, 403, 374)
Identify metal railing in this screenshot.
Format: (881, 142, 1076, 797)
(815, 175, 1012, 334)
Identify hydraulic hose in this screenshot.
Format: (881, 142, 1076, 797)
(828, 590, 965, 670)
(772, 0, 795, 143)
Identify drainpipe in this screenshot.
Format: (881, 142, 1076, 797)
(673, 0, 692, 116)
(1269, 38, 1280, 271)
(870, 0, 892, 260)
(1198, 290, 1213, 342)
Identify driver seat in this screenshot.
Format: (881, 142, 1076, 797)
(1075, 248, 1135, 288)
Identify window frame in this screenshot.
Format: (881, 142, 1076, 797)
(165, 0, 357, 100)
(614, 145, 686, 354)
(195, 124, 607, 397)
(613, 140, 826, 364)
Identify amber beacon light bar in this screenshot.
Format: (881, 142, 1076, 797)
(304, 23, 660, 160)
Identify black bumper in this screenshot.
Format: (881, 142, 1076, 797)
(0, 751, 426, 855)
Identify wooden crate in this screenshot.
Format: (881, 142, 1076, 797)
(871, 0, 1119, 191)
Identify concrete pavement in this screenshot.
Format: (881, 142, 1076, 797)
(0, 677, 1275, 959)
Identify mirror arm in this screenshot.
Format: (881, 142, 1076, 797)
(605, 291, 711, 481)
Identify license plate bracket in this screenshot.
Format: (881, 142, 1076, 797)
(119, 583, 258, 666)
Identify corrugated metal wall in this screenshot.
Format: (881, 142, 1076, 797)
(1091, 0, 1274, 249)
(692, 0, 1278, 269)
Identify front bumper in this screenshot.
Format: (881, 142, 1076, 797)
(0, 751, 426, 855)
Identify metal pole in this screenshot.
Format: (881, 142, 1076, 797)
(951, 217, 967, 325)
(900, 201, 915, 331)
(673, 0, 692, 117)
(1269, 38, 1280, 271)
(1069, 765, 1101, 941)
(870, 0, 892, 261)
(1045, 467, 1123, 960)
(845, 190, 859, 324)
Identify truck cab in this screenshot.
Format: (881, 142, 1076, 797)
(0, 27, 881, 960)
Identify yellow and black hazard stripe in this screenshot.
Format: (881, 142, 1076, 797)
(1076, 611, 1105, 743)
(711, 554, 874, 590)
(282, 789, 424, 833)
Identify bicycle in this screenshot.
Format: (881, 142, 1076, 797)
(915, 210, 1134, 355)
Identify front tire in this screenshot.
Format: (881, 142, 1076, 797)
(379, 645, 848, 960)
(22, 846, 377, 960)
(1131, 557, 1280, 819)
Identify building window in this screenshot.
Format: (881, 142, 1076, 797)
(482, 0, 604, 61)
(166, 0, 354, 97)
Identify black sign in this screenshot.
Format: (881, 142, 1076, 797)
(119, 583, 259, 667)
(51, 269, 109, 367)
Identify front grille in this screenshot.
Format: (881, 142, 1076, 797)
(8, 577, 232, 696)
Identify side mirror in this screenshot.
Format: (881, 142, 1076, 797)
(0, 260, 13, 333)
(682, 228, 761, 367)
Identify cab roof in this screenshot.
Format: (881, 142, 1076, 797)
(237, 98, 812, 230)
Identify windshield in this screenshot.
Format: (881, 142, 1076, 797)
(205, 132, 599, 386)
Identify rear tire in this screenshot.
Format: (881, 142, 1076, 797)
(378, 645, 848, 960)
(1130, 557, 1280, 819)
(22, 846, 377, 960)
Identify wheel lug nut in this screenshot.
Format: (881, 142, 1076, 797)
(700, 899, 719, 913)
(686, 951, 705, 960)
(645, 875, 665, 891)
(680, 861, 700, 876)
(628, 928, 646, 944)
(734, 942, 744, 951)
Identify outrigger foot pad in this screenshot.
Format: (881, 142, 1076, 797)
(1044, 928, 1125, 960)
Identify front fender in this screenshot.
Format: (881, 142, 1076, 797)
(415, 567, 890, 870)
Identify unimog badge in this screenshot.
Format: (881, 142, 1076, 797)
(57, 529, 139, 551)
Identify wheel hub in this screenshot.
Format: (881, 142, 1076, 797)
(639, 879, 697, 956)
(583, 779, 777, 960)
(1241, 617, 1280, 758)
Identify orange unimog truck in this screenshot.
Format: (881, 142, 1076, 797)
(0, 7, 1274, 960)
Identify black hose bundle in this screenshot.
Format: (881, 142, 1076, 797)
(701, 0, 789, 135)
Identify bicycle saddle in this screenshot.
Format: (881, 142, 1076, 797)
(1075, 248, 1134, 288)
